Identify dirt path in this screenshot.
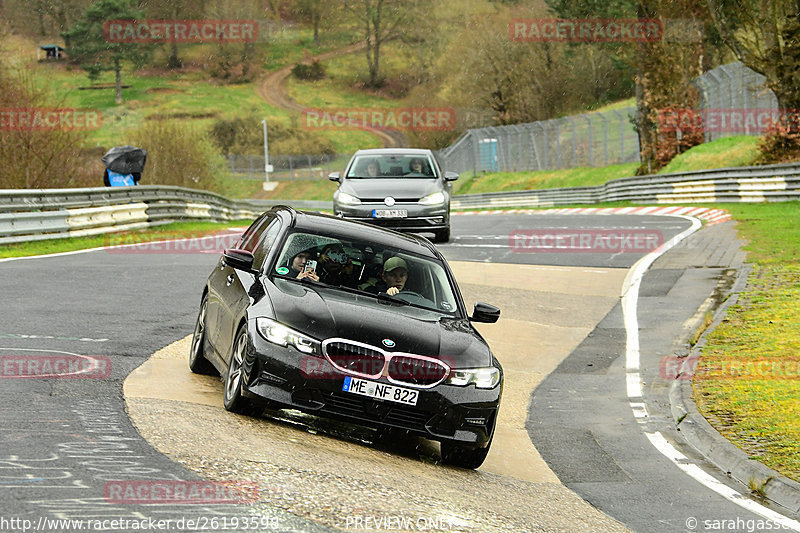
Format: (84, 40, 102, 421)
(256, 42, 408, 148)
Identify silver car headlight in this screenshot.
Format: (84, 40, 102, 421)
(445, 367, 501, 389)
(419, 191, 446, 205)
(256, 318, 317, 354)
(336, 192, 361, 206)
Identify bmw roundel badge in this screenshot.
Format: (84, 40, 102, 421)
(382, 339, 396, 348)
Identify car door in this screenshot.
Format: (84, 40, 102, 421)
(216, 216, 283, 361)
(206, 214, 267, 356)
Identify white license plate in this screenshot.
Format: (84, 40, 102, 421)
(342, 377, 418, 406)
(372, 209, 408, 218)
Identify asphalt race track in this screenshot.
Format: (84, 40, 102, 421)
(1, 212, 798, 532)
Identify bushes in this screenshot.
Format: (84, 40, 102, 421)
(757, 119, 800, 164)
(291, 60, 326, 81)
(0, 59, 90, 189)
(209, 117, 336, 156)
(126, 120, 228, 192)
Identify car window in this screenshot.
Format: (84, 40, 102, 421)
(271, 230, 459, 316)
(237, 214, 270, 252)
(252, 218, 282, 270)
(346, 154, 438, 179)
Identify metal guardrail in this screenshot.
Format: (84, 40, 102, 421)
(1, 163, 799, 245)
(451, 162, 800, 209)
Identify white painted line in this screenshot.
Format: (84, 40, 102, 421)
(646, 432, 800, 531)
(621, 214, 800, 530)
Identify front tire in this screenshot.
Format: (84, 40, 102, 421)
(223, 326, 259, 415)
(189, 296, 215, 375)
(440, 441, 491, 469)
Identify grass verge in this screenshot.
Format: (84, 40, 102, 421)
(0, 220, 252, 259)
(659, 136, 762, 174)
(693, 201, 800, 482)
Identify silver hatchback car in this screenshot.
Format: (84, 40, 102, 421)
(329, 148, 458, 243)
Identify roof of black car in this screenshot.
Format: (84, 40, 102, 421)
(285, 209, 439, 259)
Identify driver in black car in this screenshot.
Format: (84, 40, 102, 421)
(360, 256, 409, 295)
(381, 257, 408, 296)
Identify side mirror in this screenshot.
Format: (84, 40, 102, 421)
(470, 302, 500, 323)
(328, 171, 341, 182)
(223, 248, 257, 274)
(444, 171, 459, 182)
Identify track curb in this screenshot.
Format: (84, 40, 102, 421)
(668, 260, 800, 514)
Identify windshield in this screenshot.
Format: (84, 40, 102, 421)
(346, 154, 438, 179)
(271, 230, 459, 316)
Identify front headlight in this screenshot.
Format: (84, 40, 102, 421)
(336, 192, 361, 206)
(445, 367, 501, 389)
(256, 318, 317, 354)
(419, 191, 446, 205)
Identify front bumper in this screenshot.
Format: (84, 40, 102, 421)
(241, 327, 500, 448)
(333, 202, 450, 233)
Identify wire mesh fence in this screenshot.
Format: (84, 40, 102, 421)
(226, 154, 350, 181)
(435, 106, 640, 176)
(692, 62, 779, 142)
(229, 63, 778, 180)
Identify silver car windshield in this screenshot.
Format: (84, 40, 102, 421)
(273, 231, 459, 315)
(346, 154, 438, 179)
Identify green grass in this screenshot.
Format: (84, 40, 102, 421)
(254, 179, 339, 201)
(0, 220, 254, 259)
(693, 201, 800, 482)
(455, 163, 639, 195)
(263, 28, 357, 71)
(33, 61, 295, 149)
(24, 31, 375, 153)
(659, 135, 763, 174)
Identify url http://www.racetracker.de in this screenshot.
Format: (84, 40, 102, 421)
(0, 515, 282, 532)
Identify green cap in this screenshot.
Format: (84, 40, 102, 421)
(383, 257, 407, 272)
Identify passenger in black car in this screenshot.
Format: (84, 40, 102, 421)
(289, 250, 319, 281)
(317, 243, 357, 287)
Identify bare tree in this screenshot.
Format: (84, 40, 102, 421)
(707, 0, 800, 112)
(345, 0, 431, 88)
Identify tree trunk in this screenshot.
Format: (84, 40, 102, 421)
(313, 13, 320, 47)
(168, 41, 182, 69)
(115, 64, 123, 104)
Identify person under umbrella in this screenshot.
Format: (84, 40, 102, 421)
(102, 145, 147, 187)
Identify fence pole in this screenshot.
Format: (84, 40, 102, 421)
(581, 114, 593, 167)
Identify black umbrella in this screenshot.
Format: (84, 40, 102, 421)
(102, 145, 147, 174)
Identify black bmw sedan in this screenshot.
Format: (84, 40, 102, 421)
(189, 206, 502, 468)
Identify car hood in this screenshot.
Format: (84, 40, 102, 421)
(265, 279, 491, 368)
(339, 178, 441, 201)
